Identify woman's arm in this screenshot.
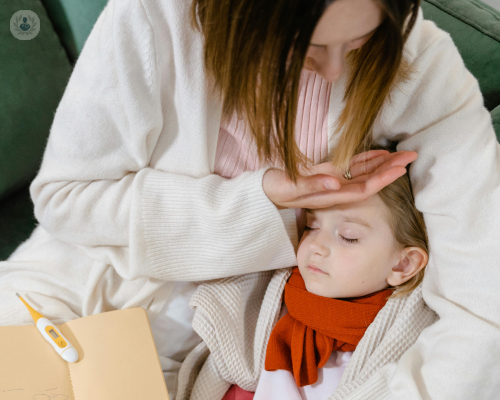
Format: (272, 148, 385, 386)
(30, 0, 298, 281)
(351, 23, 500, 400)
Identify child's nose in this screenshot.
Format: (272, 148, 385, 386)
(308, 234, 331, 257)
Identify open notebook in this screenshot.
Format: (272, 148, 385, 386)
(0, 307, 170, 400)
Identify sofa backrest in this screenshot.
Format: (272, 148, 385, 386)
(422, 0, 500, 112)
(0, 1, 73, 200)
(40, 0, 108, 64)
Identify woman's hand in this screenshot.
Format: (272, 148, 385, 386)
(263, 150, 418, 210)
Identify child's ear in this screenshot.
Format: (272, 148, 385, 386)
(386, 247, 428, 287)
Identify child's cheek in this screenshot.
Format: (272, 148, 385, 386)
(303, 277, 328, 297)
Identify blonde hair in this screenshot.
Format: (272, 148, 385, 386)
(366, 144, 428, 299)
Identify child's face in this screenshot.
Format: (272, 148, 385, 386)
(297, 194, 402, 298)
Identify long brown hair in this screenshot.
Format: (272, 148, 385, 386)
(191, 0, 420, 183)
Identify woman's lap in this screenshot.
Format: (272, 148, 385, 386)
(0, 226, 147, 323)
(0, 226, 166, 322)
(0, 226, 90, 325)
(0, 225, 201, 400)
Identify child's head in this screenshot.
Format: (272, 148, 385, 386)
(297, 150, 428, 300)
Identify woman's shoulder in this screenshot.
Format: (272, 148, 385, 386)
(103, 0, 206, 69)
(403, 6, 456, 65)
(88, 0, 203, 71)
(140, 0, 203, 42)
(371, 6, 480, 141)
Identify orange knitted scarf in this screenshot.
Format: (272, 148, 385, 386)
(264, 267, 393, 387)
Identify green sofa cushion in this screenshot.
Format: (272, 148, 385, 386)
(0, 187, 37, 261)
(40, 0, 108, 64)
(422, 0, 500, 112)
(0, 0, 72, 201)
(492, 105, 500, 142)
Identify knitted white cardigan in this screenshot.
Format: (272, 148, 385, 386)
(176, 269, 437, 400)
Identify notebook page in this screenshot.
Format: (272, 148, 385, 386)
(0, 325, 74, 400)
(61, 307, 169, 400)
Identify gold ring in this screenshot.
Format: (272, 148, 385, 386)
(343, 169, 352, 180)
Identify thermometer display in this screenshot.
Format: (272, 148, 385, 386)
(48, 329, 59, 339)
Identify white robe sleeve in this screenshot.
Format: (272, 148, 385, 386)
(30, 0, 298, 281)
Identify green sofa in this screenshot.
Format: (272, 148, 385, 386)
(1, 0, 499, 260)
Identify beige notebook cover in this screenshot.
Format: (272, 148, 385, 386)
(0, 307, 170, 400)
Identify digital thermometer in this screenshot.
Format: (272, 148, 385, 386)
(16, 293, 79, 363)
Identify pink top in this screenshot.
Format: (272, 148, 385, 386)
(215, 70, 332, 177)
(214, 70, 332, 236)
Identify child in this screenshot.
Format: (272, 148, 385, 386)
(222, 152, 429, 400)
(178, 148, 436, 400)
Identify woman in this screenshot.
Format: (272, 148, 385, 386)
(0, 0, 498, 398)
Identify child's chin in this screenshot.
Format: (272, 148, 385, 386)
(304, 280, 333, 298)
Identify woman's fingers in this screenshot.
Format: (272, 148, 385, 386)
(295, 174, 340, 197)
(292, 151, 416, 203)
(305, 150, 417, 181)
(349, 154, 389, 178)
(349, 149, 389, 167)
(383, 151, 418, 169)
(350, 151, 417, 179)
(262, 168, 340, 208)
(294, 166, 407, 209)
(263, 150, 418, 210)
(302, 150, 390, 176)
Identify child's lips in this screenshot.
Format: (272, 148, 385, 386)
(307, 263, 328, 275)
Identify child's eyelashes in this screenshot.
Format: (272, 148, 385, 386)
(303, 226, 358, 244)
(340, 235, 358, 244)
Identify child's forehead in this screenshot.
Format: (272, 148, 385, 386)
(304, 194, 386, 216)
(303, 196, 389, 229)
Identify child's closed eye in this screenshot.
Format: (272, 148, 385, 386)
(304, 226, 358, 244)
(339, 235, 358, 244)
